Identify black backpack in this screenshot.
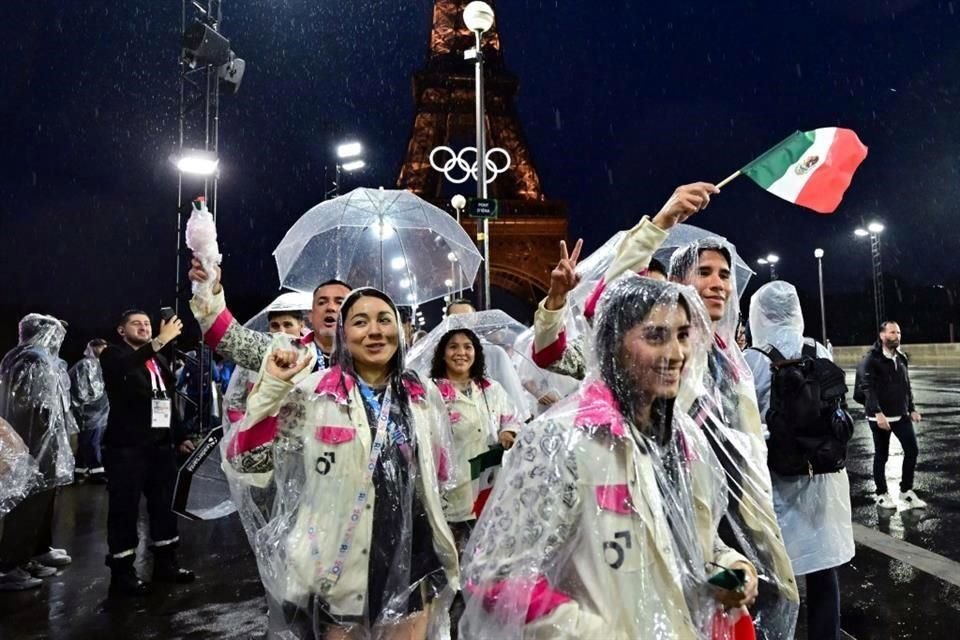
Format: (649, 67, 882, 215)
(752, 342, 854, 476)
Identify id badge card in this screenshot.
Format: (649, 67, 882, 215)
(152, 398, 173, 429)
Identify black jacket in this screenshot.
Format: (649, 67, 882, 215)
(861, 341, 915, 419)
(100, 341, 183, 447)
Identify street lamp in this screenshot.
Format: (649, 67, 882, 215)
(756, 253, 780, 280)
(170, 149, 219, 176)
(450, 194, 467, 296)
(854, 221, 886, 330)
(464, 1, 495, 309)
(814, 248, 827, 345)
(327, 140, 365, 198)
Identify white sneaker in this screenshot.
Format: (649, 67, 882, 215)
(0, 568, 42, 591)
(876, 493, 897, 510)
(34, 547, 72, 567)
(900, 490, 928, 509)
(22, 560, 57, 578)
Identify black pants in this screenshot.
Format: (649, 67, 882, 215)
(0, 489, 56, 571)
(805, 567, 841, 640)
(103, 444, 179, 557)
(870, 417, 918, 494)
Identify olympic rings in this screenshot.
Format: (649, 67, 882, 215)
(429, 145, 512, 184)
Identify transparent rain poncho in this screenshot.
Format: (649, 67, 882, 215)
(405, 310, 535, 422)
(0, 417, 42, 517)
(511, 328, 580, 417)
(668, 240, 799, 639)
(424, 328, 525, 528)
(744, 281, 855, 577)
(0, 314, 76, 494)
(69, 340, 109, 432)
(460, 278, 774, 639)
(224, 287, 460, 639)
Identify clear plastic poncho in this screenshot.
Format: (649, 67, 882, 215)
(226, 287, 459, 640)
(744, 281, 855, 577)
(69, 341, 109, 432)
(460, 277, 774, 639)
(511, 328, 580, 417)
(669, 240, 799, 639)
(0, 314, 76, 493)
(0, 417, 42, 517)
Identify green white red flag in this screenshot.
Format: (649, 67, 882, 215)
(740, 128, 868, 214)
(470, 446, 503, 518)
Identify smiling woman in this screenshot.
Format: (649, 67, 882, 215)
(225, 286, 461, 640)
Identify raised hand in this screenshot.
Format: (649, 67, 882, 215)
(545, 239, 583, 311)
(652, 182, 720, 231)
(157, 315, 184, 345)
(266, 349, 310, 382)
(188, 257, 223, 295)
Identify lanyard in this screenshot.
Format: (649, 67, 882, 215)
(316, 385, 393, 594)
(312, 343, 329, 373)
(145, 359, 167, 397)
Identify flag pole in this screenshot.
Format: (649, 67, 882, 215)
(716, 170, 741, 190)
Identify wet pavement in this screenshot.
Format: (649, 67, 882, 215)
(1, 367, 959, 639)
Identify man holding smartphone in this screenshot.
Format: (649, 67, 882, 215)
(99, 308, 195, 596)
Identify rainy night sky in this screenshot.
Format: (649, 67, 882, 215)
(2, 0, 959, 360)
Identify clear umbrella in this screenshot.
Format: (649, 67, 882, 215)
(273, 187, 482, 305)
(243, 291, 313, 332)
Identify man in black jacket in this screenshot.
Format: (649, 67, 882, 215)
(861, 321, 925, 511)
(100, 309, 195, 595)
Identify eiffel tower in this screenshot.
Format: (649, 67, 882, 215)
(397, 0, 568, 308)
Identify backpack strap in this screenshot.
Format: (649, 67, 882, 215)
(748, 344, 787, 363)
(801, 341, 818, 359)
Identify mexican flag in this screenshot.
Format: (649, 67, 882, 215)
(741, 128, 868, 214)
(470, 446, 504, 518)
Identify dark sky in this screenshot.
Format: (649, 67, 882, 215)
(1, 0, 958, 358)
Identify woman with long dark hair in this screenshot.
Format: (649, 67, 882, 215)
(226, 287, 459, 640)
(459, 277, 759, 639)
(428, 328, 522, 546)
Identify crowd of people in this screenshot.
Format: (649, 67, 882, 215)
(0, 182, 929, 640)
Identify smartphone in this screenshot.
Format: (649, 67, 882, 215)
(708, 567, 746, 591)
(160, 306, 176, 322)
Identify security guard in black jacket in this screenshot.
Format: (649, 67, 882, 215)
(100, 309, 196, 595)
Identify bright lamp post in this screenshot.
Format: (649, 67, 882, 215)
(756, 253, 780, 280)
(814, 248, 827, 345)
(464, 1, 495, 309)
(328, 140, 365, 198)
(450, 194, 467, 297)
(854, 222, 885, 330)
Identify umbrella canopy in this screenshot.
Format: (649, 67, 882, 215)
(243, 291, 313, 333)
(274, 188, 482, 306)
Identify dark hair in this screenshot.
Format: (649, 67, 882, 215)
(333, 288, 411, 412)
(89, 338, 109, 348)
(647, 257, 667, 277)
(118, 309, 150, 327)
(397, 306, 413, 323)
(430, 329, 486, 381)
(594, 278, 691, 445)
(445, 298, 475, 315)
(267, 310, 304, 322)
(879, 320, 900, 332)
(312, 279, 352, 298)
(668, 242, 732, 282)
